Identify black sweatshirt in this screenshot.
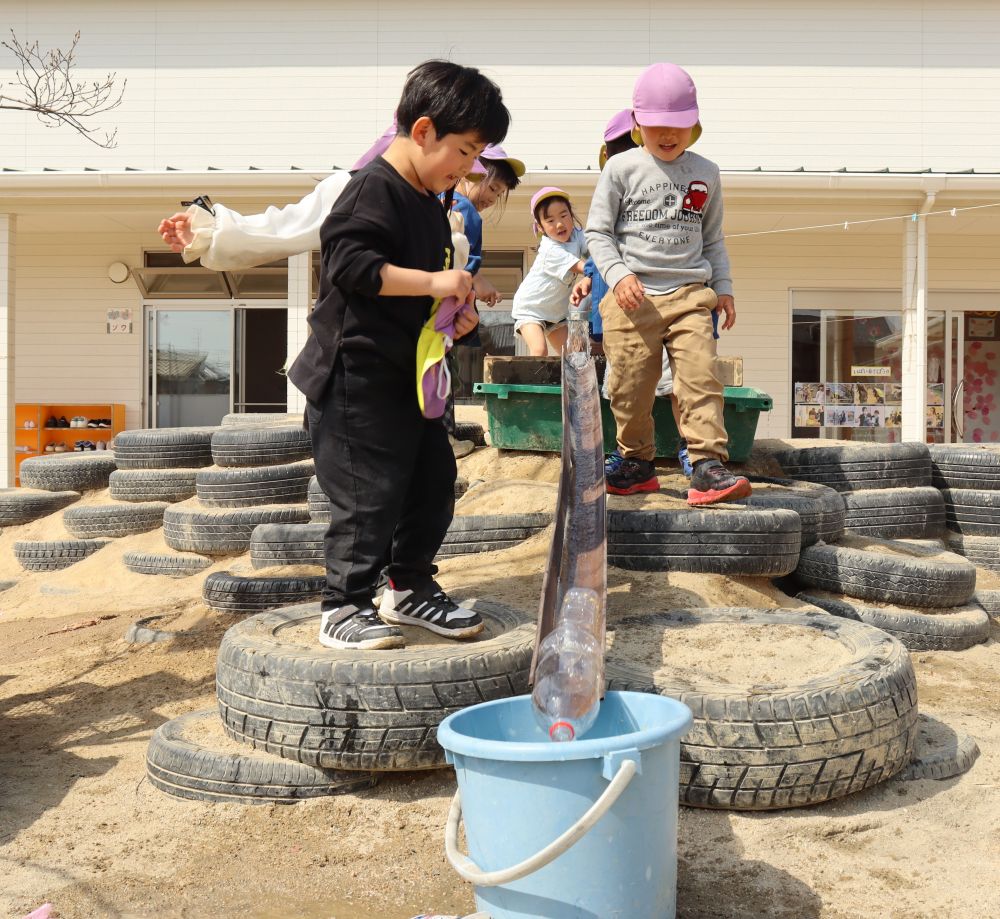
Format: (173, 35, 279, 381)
(288, 157, 454, 404)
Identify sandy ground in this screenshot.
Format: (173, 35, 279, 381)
(2, 439, 999, 918)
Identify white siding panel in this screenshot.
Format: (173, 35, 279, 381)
(2, 0, 1000, 172)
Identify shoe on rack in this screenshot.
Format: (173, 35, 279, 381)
(99, 418, 112, 428)
(604, 449, 625, 476)
(57, 416, 70, 428)
(45, 416, 57, 428)
(73, 441, 84, 451)
(318, 604, 405, 650)
(96, 440, 107, 451)
(379, 579, 485, 639)
(24, 419, 35, 430)
(677, 439, 693, 478)
(54, 443, 67, 453)
(606, 457, 659, 496)
(86, 419, 98, 428)
(687, 459, 752, 507)
(45, 443, 55, 453)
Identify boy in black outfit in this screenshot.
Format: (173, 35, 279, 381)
(288, 61, 510, 650)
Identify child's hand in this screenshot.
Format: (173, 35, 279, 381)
(453, 302, 480, 338)
(570, 276, 592, 306)
(473, 273, 502, 307)
(614, 274, 645, 311)
(716, 295, 736, 331)
(157, 212, 194, 252)
(430, 269, 474, 302)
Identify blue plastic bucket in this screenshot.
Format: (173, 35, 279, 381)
(437, 691, 692, 919)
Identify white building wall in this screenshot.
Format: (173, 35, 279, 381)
(2, 0, 1000, 174)
(0, 216, 14, 485)
(12, 227, 152, 430)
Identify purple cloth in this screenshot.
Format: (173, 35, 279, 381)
(352, 120, 397, 171)
(421, 296, 475, 418)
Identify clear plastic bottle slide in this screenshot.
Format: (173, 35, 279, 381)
(531, 588, 604, 742)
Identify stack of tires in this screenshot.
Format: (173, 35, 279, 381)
(111, 427, 220, 578)
(931, 444, 1000, 573)
(765, 441, 990, 649)
(13, 451, 117, 572)
(162, 425, 320, 613)
(146, 598, 535, 803)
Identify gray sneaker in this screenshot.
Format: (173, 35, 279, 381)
(318, 605, 405, 650)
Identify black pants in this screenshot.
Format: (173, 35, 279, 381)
(306, 350, 456, 620)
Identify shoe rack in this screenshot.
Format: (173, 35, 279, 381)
(14, 403, 127, 485)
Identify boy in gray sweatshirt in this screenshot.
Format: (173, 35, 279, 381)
(585, 63, 751, 506)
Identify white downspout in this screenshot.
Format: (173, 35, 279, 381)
(900, 193, 935, 443)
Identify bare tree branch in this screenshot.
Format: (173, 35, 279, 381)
(0, 30, 126, 148)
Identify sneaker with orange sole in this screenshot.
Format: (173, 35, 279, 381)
(687, 459, 752, 506)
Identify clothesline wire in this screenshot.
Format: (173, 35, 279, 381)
(726, 201, 1000, 239)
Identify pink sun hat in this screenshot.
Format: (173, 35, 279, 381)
(530, 186, 571, 234)
(479, 144, 526, 178)
(632, 63, 703, 145)
(599, 108, 635, 168)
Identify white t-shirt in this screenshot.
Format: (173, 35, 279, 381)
(512, 228, 588, 324)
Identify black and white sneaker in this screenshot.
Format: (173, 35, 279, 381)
(378, 580, 485, 639)
(318, 605, 405, 650)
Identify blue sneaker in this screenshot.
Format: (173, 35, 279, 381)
(677, 439, 693, 478)
(604, 449, 625, 475)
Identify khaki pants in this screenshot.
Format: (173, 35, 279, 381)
(600, 283, 728, 463)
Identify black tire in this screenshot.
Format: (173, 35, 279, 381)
(605, 607, 917, 810)
(109, 468, 198, 503)
(899, 712, 981, 782)
(63, 501, 168, 539)
(123, 549, 213, 578)
(112, 427, 216, 469)
(769, 442, 931, 492)
(221, 412, 304, 427)
(794, 538, 977, 608)
(976, 590, 1000, 617)
(203, 571, 326, 614)
(125, 615, 178, 644)
(147, 709, 379, 804)
(250, 522, 326, 567)
(163, 500, 311, 555)
(843, 487, 946, 539)
(941, 487, 1000, 536)
(440, 513, 551, 556)
(732, 476, 845, 547)
(453, 422, 486, 446)
(930, 444, 1000, 490)
(943, 531, 1000, 571)
(210, 426, 312, 468)
(14, 538, 111, 571)
(196, 460, 315, 508)
(217, 599, 533, 771)
(0, 488, 79, 525)
(607, 508, 801, 576)
(19, 453, 117, 492)
(798, 590, 990, 651)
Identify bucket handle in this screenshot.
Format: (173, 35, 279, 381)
(444, 758, 638, 888)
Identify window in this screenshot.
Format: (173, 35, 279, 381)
(133, 252, 289, 299)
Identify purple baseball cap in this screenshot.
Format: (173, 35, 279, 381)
(479, 144, 526, 178)
(604, 109, 633, 143)
(632, 63, 703, 143)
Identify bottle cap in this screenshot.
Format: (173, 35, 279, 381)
(549, 721, 575, 742)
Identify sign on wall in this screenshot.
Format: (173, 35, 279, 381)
(107, 308, 133, 334)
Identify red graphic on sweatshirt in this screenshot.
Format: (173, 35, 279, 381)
(682, 181, 709, 214)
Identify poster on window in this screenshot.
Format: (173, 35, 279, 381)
(885, 406, 903, 428)
(794, 404, 825, 427)
(823, 405, 857, 427)
(927, 384, 945, 406)
(855, 383, 885, 405)
(794, 382, 825, 404)
(856, 406, 884, 428)
(927, 405, 945, 429)
(825, 382, 855, 405)
(884, 383, 903, 404)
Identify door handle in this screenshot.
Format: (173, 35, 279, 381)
(952, 379, 965, 441)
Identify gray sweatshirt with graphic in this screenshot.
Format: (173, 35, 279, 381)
(585, 147, 733, 298)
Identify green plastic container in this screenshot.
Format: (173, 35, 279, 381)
(474, 383, 772, 462)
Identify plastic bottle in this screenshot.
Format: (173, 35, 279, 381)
(531, 588, 604, 742)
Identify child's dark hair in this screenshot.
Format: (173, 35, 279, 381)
(396, 60, 510, 146)
(534, 196, 582, 234)
(478, 158, 519, 219)
(605, 133, 639, 159)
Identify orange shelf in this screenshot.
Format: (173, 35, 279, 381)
(14, 403, 126, 485)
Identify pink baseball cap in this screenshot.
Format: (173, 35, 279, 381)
(632, 63, 703, 144)
(530, 186, 571, 233)
(480, 144, 525, 178)
(603, 109, 634, 143)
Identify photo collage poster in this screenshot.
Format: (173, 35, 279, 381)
(793, 380, 908, 429)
